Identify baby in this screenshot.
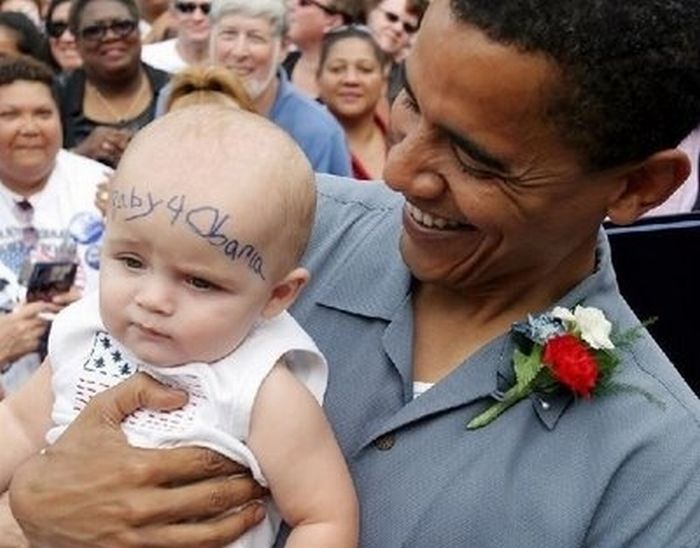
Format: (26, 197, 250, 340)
(0, 106, 358, 547)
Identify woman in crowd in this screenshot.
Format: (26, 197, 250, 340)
(60, 0, 169, 167)
(364, 0, 425, 103)
(365, 0, 418, 62)
(317, 25, 389, 180)
(0, 11, 49, 62)
(283, 0, 353, 98)
(45, 0, 82, 73)
(0, 55, 106, 395)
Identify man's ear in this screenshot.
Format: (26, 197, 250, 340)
(261, 267, 310, 319)
(323, 14, 344, 33)
(606, 149, 691, 225)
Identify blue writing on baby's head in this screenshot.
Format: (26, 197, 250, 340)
(110, 185, 266, 280)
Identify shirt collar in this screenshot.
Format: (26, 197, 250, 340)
(314, 221, 621, 431)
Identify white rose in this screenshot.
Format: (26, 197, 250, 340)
(551, 305, 614, 349)
(573, 306, 614, 349)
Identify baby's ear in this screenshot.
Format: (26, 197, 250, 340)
(260, 267, 310, 319)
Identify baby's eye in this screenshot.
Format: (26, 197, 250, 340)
(186, 276, 217, 291)
(119, 256, 144, 270)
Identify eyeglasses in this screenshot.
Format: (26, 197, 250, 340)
(174, 2, 211, 15)
(78, 19, 138, 42)
(46, 20, 69, 38)
(298, 0, 338, 16)
(379, 8, 418, 34)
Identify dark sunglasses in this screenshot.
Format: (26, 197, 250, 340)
(380, 8, 418, 34)
(46, 20, 69, 38)
(298, 0, 338, 16)
(174, 2, 211, 15)
(79, 18, 137, 42)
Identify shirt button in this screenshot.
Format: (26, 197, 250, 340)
(374, 433, 395, 451)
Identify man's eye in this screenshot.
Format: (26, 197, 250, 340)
(451, 144, 501, 181)
(398, 89, 419, 113)
(248, 33, 267, 44)
(459, 162, 499, 180)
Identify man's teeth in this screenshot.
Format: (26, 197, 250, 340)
(407, 203, 463, 230)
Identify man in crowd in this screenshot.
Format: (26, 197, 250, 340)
(141, 0, 211, 73)
(209, 0, 351, 175)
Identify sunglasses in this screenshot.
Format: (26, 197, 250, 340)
(380, 8, 418, 34)
(174, 1, 211, 15)
(298, 0, 338, 16)
(46, 20, 69, 38)
(78, 18, 137, 42)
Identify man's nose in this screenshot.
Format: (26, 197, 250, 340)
(231, 34, 252, 56)
(384, 119, 446, 200)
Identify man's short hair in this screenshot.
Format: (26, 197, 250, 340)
(209, 0, 287, 37)
(450, 0, 700, 171)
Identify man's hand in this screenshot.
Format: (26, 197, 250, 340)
(9, 373, 267, 547)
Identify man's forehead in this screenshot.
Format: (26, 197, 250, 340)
(403, 2, 577, 175)
(216, 13, 275, 32)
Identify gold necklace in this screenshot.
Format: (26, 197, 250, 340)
(88, 74, 148, 124)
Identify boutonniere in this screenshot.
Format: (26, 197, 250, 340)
(467, 305, 654, 429)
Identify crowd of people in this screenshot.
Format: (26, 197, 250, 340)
(0, 0, 436, 402)
(0, 0, 699, 545)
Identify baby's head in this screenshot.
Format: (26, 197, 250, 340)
(100, 105, 316, 367)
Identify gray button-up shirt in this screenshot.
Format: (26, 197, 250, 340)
(281, 175, 700, 547)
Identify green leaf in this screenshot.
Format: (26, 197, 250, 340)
(611, 318, 655, 349)
(467, 384, 530, 429)
(513, 345, 543, 389)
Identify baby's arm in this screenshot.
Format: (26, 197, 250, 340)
(0, 361, 54, 491)
(248, 361, 358, 548)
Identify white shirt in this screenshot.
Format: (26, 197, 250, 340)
(0, 149, 109, 392)
(646, 129, 699, 216)
(48, 291, 327, 547)
(141, 38, 188, 74)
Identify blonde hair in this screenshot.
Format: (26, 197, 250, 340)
(165, 65, 255, 113)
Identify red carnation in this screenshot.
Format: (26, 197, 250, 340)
(542, 334, 599, 397)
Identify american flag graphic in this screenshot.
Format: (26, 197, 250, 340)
(74, 331, 205, 435)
